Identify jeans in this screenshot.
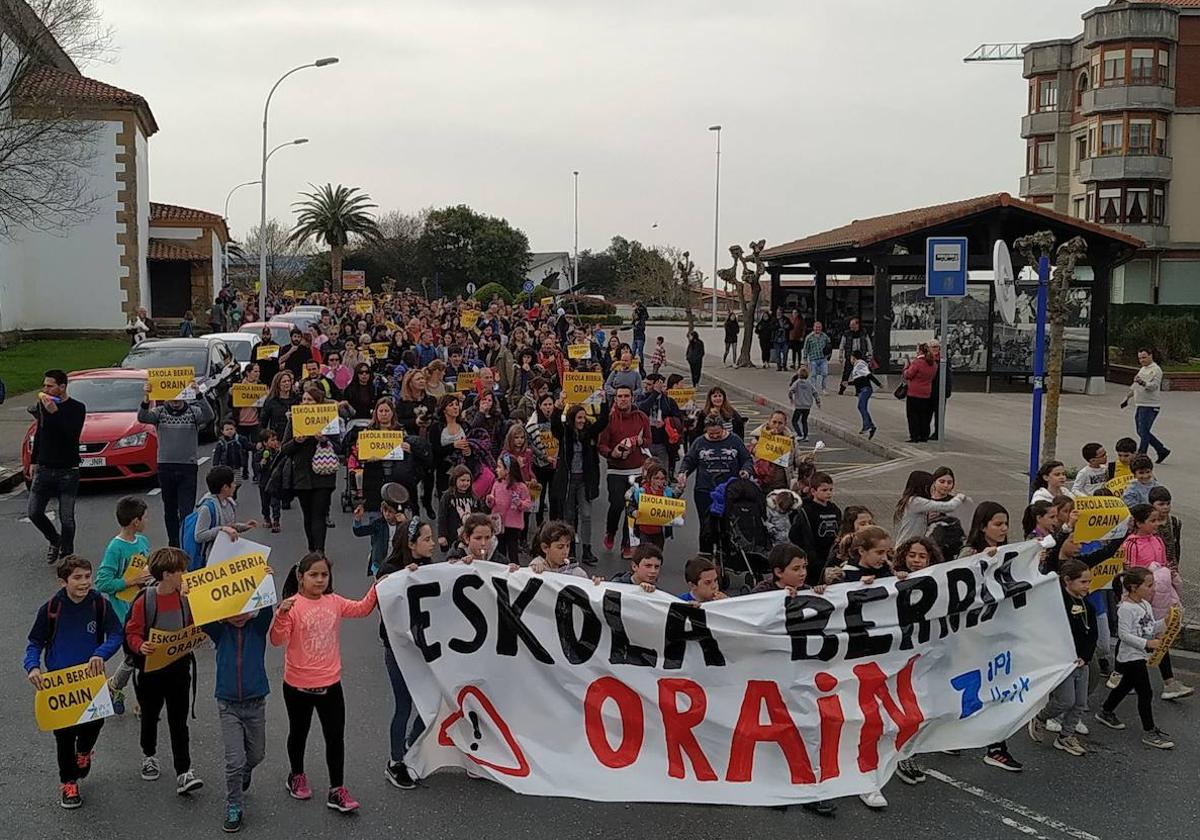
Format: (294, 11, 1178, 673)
(856, 386, 875, 431)
(564, 475, 593, 548)
(383, 645, 425, 763)
(1103, 659, 1155, 731)
(27, 466, 79, 554)
(136, 659, 193, 774)
(723, 341, 737, 364)
(295, 487, 333, 552)
(791, 409, 810, 439)
(1135, 406, 1167, 458)
(283, 681, 346, 787)
(809, 358, 829, 391)
(218, 697, 266, 807)
(54, 720, 104, 783)
(158, 462, 198, 548)
(632, 337, 646, 369)
(1038, 662, 1088, 731)
(605, 473, 631, 545)
(774, 342, 789, 370)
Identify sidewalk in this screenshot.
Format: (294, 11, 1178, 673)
(0, 395, 33, 492)
(653, 325, 1200, 622)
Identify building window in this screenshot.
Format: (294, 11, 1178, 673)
(1072, 197, 1086, 219)
(1028, 82, 1036, 114)
(1126, 188, 1149, 224)
(1129, 120, 1152, 155)
(1091, 56, 1101, 88)
(1086, 192, 1094, 222)
(1034, 140, 1054, 173)
(1155, 120, 1167, 155)
(1076, 72, 1088, 107)
(1098, 188, 1122, 224)
(1100, 121, 1123, 155)
(1074, 135, 1088, 170)
(1158, 48, 1170, 85)
(1153, 187, 1166, 224)
(1103, 51, 1126, 86)
(1038, 79, 1058, 112)
(1131, 49, 1156, 85)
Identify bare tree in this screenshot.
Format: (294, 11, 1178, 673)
(235, 218, 314, 295)
(673, 250, 697, 332)
(0, 0, 114, 237)
(721, 240, 768, 367)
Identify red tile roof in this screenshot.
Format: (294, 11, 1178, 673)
(148, 239, 209, 262)
(150, 202, 224, 226)
(15, 65, 158, 134)
(760, 192, 1143, 261)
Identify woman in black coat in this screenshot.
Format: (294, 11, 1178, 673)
(755, 313, 774, 366)
(280, 384, 339, 552)
(355, 397, 431, 515)
(394, 370, 438, 517)
(260, 370, 298, 439)
(549, 399, 609, 564)
(685, 331, 706, 387)
(341, 363, 381, 420)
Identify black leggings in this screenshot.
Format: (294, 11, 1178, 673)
(55, 720, 104, 783)
(791, 408, 810, 438)
(135, 659, 192, 774)
(295, 488, 333, 552)
(500, 527, 525, 565)
(1103, 659, 1155, 731)
(283, 681, 346, 787)
(605, 473, 630, 544)
(688, 361, 703, 387)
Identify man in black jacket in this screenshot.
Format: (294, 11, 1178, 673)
(26, 369, 86, 563)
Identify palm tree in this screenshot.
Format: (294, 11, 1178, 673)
(288, 184, 381, 291)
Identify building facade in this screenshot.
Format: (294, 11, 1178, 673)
(1018, 0, 1200, 303)
(147, 203, 229, 329)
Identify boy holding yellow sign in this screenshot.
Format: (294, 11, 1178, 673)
(95, 496, 152, 715)
(24, 555, 124, 809)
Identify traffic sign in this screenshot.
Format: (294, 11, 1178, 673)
(466, 282, 477, 295)
(925, 236, 968, 297)
(522, 280, 534, 294)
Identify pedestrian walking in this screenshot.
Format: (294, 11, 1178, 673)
(685, 331, 705, 386)
(723, 313, 739, 365)
(848, 350, 881, 438)
(802, 322, 832, 391)
(138, 379, 213, 548)
(902, 344, 937, 443)
(837, 317, 873, 395)
(1121, 348, 1169, 463)
(26, 369, 86, 563)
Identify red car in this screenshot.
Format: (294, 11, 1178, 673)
(21, 368, 158, 484)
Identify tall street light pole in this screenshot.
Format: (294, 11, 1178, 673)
(709, 124, 722, 328)
(572, 170, 579, 294)
(259, 57, 338, 317)
(222, 179, 260, 293)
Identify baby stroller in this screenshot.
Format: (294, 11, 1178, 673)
(340, 418, 372, 512)
(715, 477, 771, 593)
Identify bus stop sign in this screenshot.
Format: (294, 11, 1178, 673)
(925, 236, 968, 297)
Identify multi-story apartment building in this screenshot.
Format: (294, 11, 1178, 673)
(1018, 0, 1200, 303)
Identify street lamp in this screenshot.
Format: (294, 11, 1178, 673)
(222, 180, 260, 292)
(572, 170, 579, 295)
(259, 57, 338, 316)
(709, 124, 722, 328)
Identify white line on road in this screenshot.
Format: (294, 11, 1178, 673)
(147, 488, 161, 496)
(926, 769, 1101, 840)
(961, 798, 1057, 840)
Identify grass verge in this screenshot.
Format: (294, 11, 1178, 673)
(0, 339, 129, 395)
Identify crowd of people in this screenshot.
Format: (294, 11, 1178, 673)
(21, 287, 1191, 830)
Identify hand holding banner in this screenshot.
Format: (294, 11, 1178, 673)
(358, 430, 406, 460)
(568, 344, 591, 360)
(370, 342, 391, 359)
(563, 371, 602, 405)
(118, 551, 149, 602)
(1072, 496, 1130, 543)
(147, 367, 195, 401)
(754, 432, 793, 467)
(232, 383, 268, 408)
(290, 403, 340, 436)
(636, 493, 686, 525)
(34, 664, 113, 731)
(144, 626, 208, 672)
(184, 533, 277, 625)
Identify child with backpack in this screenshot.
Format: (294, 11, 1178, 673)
(259, 429, 283, 533)
(189, 466, 257, 569)
(95, 496, 152, 715)
(123, 547, 205, 795)
(24, 555, 124, 809)
(213, 420, 248, 479)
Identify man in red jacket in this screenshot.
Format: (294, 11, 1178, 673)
(597, 385, 651, 559)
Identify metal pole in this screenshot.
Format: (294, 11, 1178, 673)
(572, 171, 579, 293)
(938, 297, 948, 448)
(1029, 255, 1050, 485)
(224, 180, 259, 297)
(710, 125, 722, 328)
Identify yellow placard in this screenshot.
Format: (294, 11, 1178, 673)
(455, 373, 481, 393)
(118, 551, 149, 603)
(370, 342, 391, 359)
(255, 344, 279, 360)
(290, 402, 339, 436)
(540, 297, 553, 306)
(357, 430, 406, 461)
(283, 289, 297, 299)
(563, 371, 603, 404)
(1072, 496, 1130, 543)
(354, 300, 373, 314)
(754, 432, 793, 466)
(568, 343, 591, 360)
(667, 387, 696, 406)
(538, 430, 559, 462)
(144, 626, 208, 672)
(232, 383, 268, 408)
(147, 366, 194, 401)
(34, 664, 113, 732)
(460, 310, 480, 331)
(183, 552, 274, 625)
(1089, 546, 1124, 593)
(1104, 472, 1134, 496)
(636, 493, 686, 526)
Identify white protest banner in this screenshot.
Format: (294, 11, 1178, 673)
(378, 541, 1073, 805)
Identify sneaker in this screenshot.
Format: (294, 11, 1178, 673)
(176, 769, 204, 795)
(60, 782, 81, 809)
(1161, 678, 1194, 701)
(76, 751, 94, 780)
(983, 748, 1023, 772)
(326, 786, 360, 813)
(859, 789, 888, 809)
(1044, 717, 1062, 734)
(271, 521, 280, 534)
(1074, 721, 1090, 736)
(581, 546, 599, 566)
(141, 755, 160, 781)
(621, 546, 633, 560)
(111, 687, 125, 716)
(1106, 672, 1122, 690)
(1054, 734, 1086, 756)
(223, 803, 243, 833)
(1142, 728, 1175, 750)
(1094, 710, 1125, 730)
(1027, 717, 1047, 743)
(603, 534, 614, 551)
(46, 543, 60, 565)
(868, 427, 877, 440)
(895, 758, 926, 784)
(286, 772, 312, 800)
(1156, 448, 1171, 464)
(384, 761, 416, 790)
(801, 799, 837, 817)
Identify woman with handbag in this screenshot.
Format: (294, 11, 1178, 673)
(902, 344, 938, 443)
(281, 384, 341, 552)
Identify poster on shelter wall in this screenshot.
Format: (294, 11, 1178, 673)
(887, 282, 990, 372)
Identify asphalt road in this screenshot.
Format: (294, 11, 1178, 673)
(2, 441, 1197, 840)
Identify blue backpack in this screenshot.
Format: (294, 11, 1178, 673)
(180, 497, 219, 571)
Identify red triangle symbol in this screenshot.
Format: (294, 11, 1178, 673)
(437, 685, 531, 778)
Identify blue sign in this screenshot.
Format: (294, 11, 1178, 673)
(523, 280, 535, 294)
(925, 237, 968, 297)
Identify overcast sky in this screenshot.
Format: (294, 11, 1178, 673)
(99, 0, 1088, 275)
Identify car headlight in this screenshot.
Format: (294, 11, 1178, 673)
(113, 432, 148, 449)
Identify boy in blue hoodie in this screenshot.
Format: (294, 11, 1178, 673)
(24, 555, 124, 809)
(204, 603, 273, 833)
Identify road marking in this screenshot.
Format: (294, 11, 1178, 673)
(147, 488, 161, 496)
(198, 456, 209, 465)
(18, 510, 55, 522)
(926, 769, 1101, 840)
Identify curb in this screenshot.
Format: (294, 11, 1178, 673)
(1181, 624, 1200, 657)
(0, 466, 25, 494)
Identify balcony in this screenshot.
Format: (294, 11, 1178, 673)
(1082, 5, 1178, 47)
(1022, 41, 1076, 76)
(1112, 223, 1169, 249)
(1021, 110, 1069, 138)
(1019, 172, 1058, 197)
(1081, 84, 1175, 114)
(1079, 154, 1172, 182)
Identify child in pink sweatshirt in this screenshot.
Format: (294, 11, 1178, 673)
(269, 552, 378, 813)
(486, 453, 533, 566)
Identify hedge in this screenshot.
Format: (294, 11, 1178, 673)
(1113, 313, 1197, 363)
(516, 284, 554, 304)
(577, 315, 623, 326)
(558, 294, 616, 315)
(1111, 303, 1200, 358)
(472, 282, 513, 305)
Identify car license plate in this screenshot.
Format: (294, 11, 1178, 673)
(80, 456, 106, 467)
